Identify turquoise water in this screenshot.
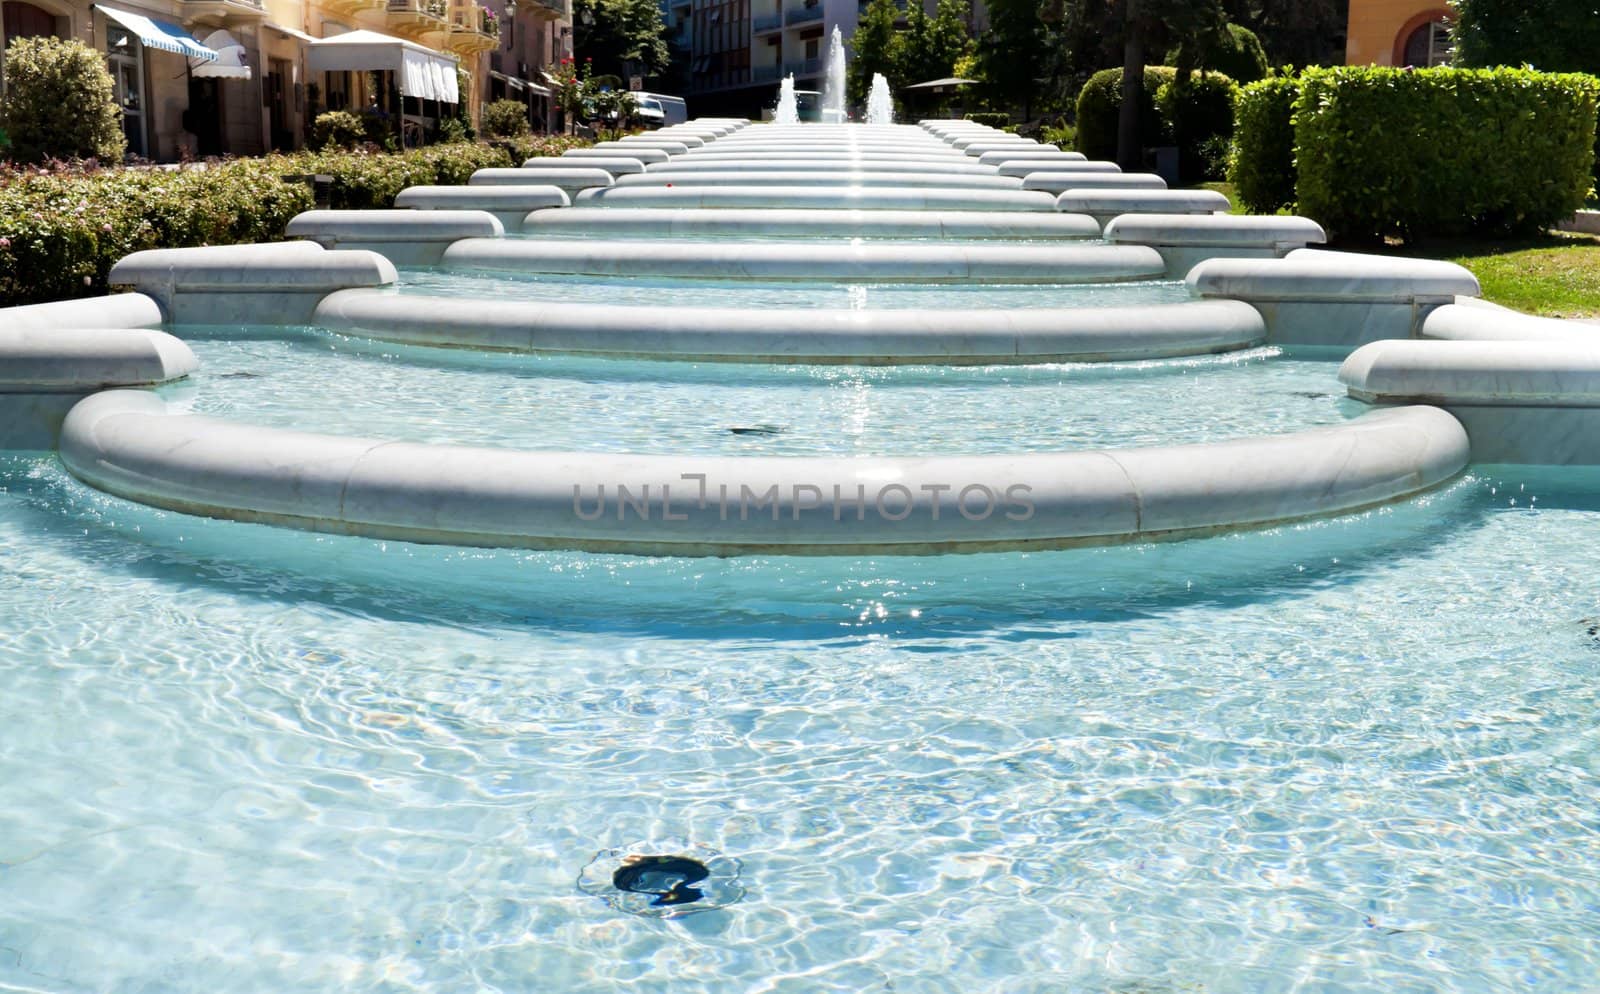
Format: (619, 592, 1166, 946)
(397, 271, 1195, 311)
(166, 332, 1351, 455)
(3, 456, 1600, 993)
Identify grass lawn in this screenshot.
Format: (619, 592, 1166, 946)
(1399, 232, 1600, 319)
(1192, 182, 1600, 318)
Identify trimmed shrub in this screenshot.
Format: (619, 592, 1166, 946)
(0, 36, 125, 163)
(0, 138, 594, 306)
(1155, 71, 1237, 183)
(1294, 66, 1600, 241)
(480, 99, 531, 138)
(1075, 66, 1175, 163)
(1168, 24, 1268, 86)
(1228, 74, 1300, 214)
(1078, 66, 1234, 182)
(310, 111, 367, 150)
(964, 112, 1010, 128)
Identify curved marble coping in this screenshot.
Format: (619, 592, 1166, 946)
(612, 170, 1025, 190)
(519, 207, 1100, 240)
(684, 144, 966, 156)
(962, 142, 1049, 157)
(592, 139, 690, 156)
(440, 238, 1165, 283)
(468, 168, 611, 191)
(108, 241, 397, 293)
(979, 149, 1088, 166)
(394, 185, 570, 210)
(1421, 303, 1600, 343)
(950, 136, 1036, 149)
(0, 327, 197, 392)
(564, 147, 669, 164)
(314, 291, 1261, 362)
(665, 150, 980, 166)
(618, 134, 703, 148)
(645, 157, 999, 175)
(285, 209, 503, 243)
(571, 186, 1058, 212)
(1189, 249, 1481, 303)
(520, 156, 645, 175)
(59, 395, 1468, 556)
(999, 160, 1121, 178)
(1056, 189, 1232, 214)
(1105, 213, 1326, 248)
(0, 292, 164, 331)
(1024, 173, 1167, 194)
(1341, 340, 1600, 405)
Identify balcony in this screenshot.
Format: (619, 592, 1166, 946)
(387, 0, 448, 38)
(752, 12, 782, 32)
(752, 64, 780, 82)
(782, 57, 821, 77)
(785, 4, 824, 24)
(445, 0, 500, 54)
(180, 0, 271, 27)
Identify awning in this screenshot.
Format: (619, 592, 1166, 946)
(306, 29, 459, 103)
(190, 29, 250, 79)
(265, 22, 316, 44)
(96, 4, 217, 62)
(490, 71, 551, 97)
(905, 77, 976, 90)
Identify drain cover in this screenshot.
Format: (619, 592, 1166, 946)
(579, 841, 744, 918)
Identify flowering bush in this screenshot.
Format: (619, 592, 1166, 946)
(0, 136, 591, 306)
(480, 99, 531, 138)
(479, 5, 500, 37)
(543, 57, 592, 134)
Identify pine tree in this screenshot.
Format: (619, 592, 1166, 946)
(974, 0, 1048, 119)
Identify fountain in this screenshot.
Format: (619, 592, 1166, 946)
(865, 72, 894, 125)
(821, 26, 846, 123)
(774, 74, 799, 125)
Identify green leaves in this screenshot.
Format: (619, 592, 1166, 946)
(0, 36, 125, 164)
(1292, 66, 1600, 241)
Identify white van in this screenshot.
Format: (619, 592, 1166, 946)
(636, 92, 688, 127)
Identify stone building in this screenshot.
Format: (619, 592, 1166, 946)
(1346, 0, 1453, 68)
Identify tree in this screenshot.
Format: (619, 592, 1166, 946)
(1453, 0, 1600, 73)
(974, 0, 1049, 119)
(1218, 0, 1345, 68)
(0, 36, 125, 163)
(898, 0, 974, 85)
(573, 0, 670, 83)
(849, 0, 899, 108)
(1106, 0, 1227, 168)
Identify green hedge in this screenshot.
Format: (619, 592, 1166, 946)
(963, 112, 1010, 128)
(0, 136, 589, 306)
(1228, 75, 1300, 214)
(1076, 66, 1174, 163)
(1294, 66, 1600, 240)
(1077, 66, 1235, 183)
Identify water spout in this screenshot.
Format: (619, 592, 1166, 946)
(775, 75, 799, 125)
(866, 73, 894, 125)
(822, 26, 846, 123)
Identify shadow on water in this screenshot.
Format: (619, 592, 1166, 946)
(10, 454, 1591, 645)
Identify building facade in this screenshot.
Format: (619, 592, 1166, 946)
(1345, 0, 1453, 68)
(0, 0, 571, 160)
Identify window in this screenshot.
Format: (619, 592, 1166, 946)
(1402, 19, 1451, 67)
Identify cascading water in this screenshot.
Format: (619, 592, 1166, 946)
(865, 73, 894, 125)
(775, 75, 799, 125)
(821, 26, 846, 123)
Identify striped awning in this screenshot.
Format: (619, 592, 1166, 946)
(96, 5, 218, 62)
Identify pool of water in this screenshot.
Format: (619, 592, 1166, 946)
(3, 455, 1600, 993)
(397, 271, 1195, 311)
(166, 333, 1352, 455)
